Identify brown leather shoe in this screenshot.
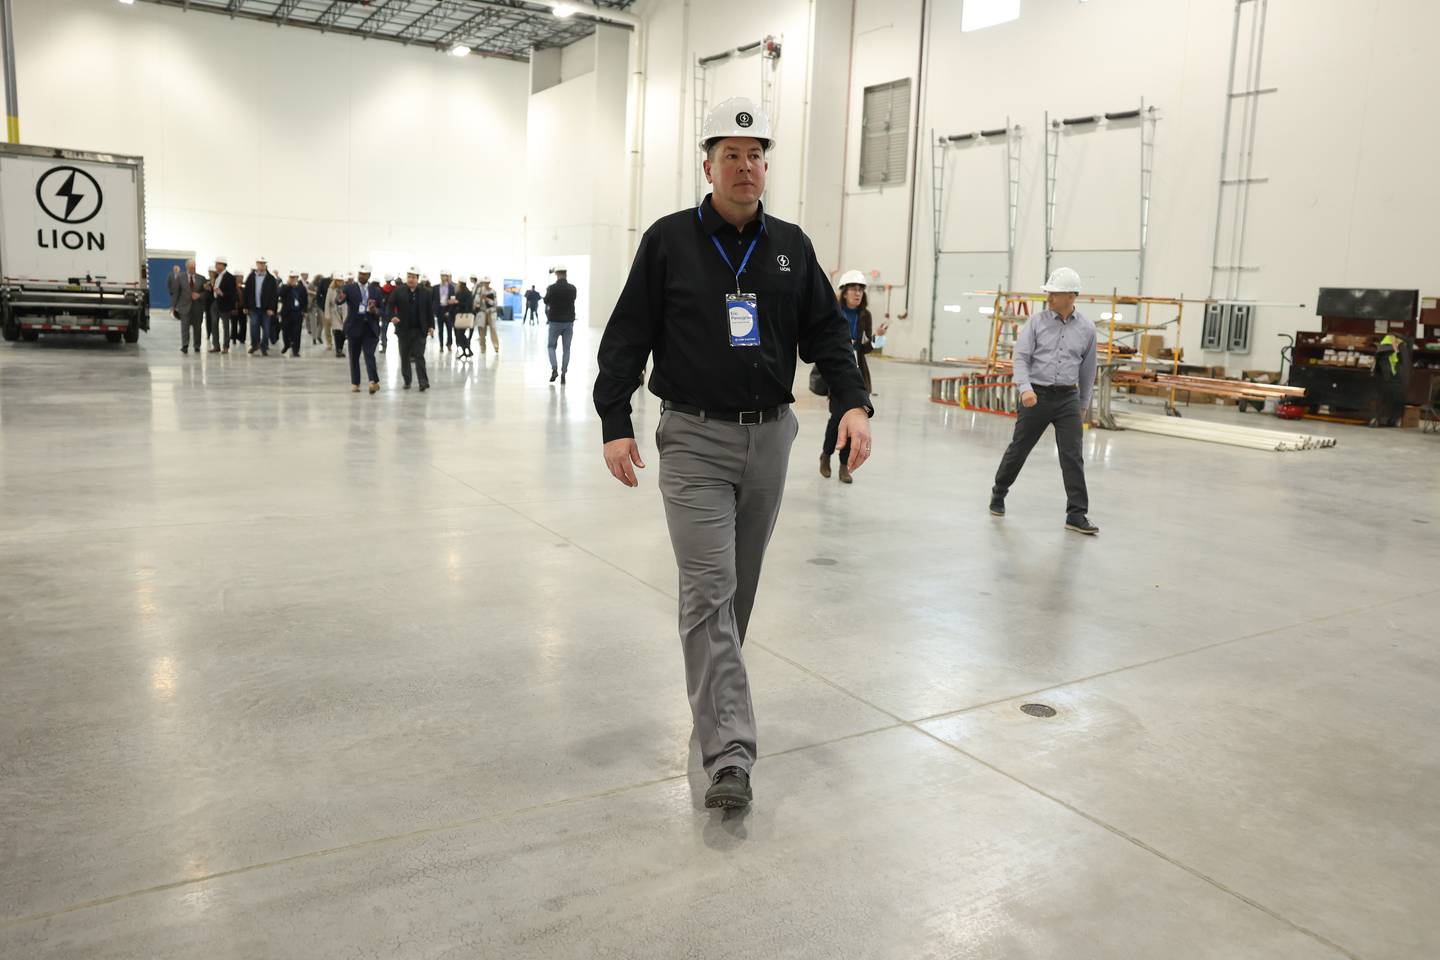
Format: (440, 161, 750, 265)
(368, 381, 379, 394)
(351, 384, 360, 393)
(819, 455, 831, 478)
(839, 462, 853, 484)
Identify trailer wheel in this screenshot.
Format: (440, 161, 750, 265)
(1, 319, 16, 342)
(20, 329, 39, 342)
(106, 331, 123, 344)
(124, 320, 139, 343)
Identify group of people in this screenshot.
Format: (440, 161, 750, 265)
(167, 259, 579, 390)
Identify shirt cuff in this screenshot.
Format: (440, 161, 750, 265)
(1016, 380, 1033, 395)
(601, 412, 635, 443)
(832, 387, 872, 417)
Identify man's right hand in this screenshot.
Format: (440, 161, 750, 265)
(603, 439, 646, 488)
(1021, 390, 1038, 408)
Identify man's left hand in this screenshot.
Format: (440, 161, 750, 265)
(835, 407, 873, 472)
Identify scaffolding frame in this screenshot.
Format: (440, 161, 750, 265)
(693, 37, 781, 206)
(926, 120, 1022, 362)
(1044, 101, 1159, 292)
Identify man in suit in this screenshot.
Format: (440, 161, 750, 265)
(242, 257, 280, 356)
(167, 265, 182, 312)
(337, 264, 382, 394)
(175, 259, 206, 354)
(279, 271, 309, 357)
(389, 266, 434, 391)
(210, 255, 238, 353)
(524, 285, 541, 325)
(434, 270, 458, 353)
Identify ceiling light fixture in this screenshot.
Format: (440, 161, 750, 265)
(552, 3, 577, 17)
(450, 44, 471, 57)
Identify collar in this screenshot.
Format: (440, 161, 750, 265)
(1050, 308, 1077, 323)
(699, 193, 766, 237)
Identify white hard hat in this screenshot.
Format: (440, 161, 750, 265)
(699, 97, 775, 152)
(837, 270, 867, 290)
(214, 254, 229, 265)
(481, 276, 492, 283)
(256, 255, 268, 263)
(359, 263, 372, 273)
(1042, 267, 1082, 293)
(552, 264, 567, 273)
(440, 268, 451, 276)
(287, 270, 298, 278)
(406, 266, 420, 276)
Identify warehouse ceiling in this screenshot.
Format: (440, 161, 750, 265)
(136, 0, 637, 61)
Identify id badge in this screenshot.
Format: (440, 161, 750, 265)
(727, 293, 760, 347)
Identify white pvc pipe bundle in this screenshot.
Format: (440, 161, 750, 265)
(1112, 413, 1337, 452)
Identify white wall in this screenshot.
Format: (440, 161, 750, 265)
(525, 24, 631, 326)
(12, 0, 529, 280)
(633, 0, 822, 246)
(871, 0, 1440, 367)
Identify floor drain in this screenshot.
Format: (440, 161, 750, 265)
(1020, 703, 1057, 718)
(808, 558, 838, 566)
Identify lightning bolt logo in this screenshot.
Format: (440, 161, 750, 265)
(55, 171, 85, 221)
(35, 166, 104, 224)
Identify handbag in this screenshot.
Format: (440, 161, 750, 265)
(455, 312, 475, 330)
(809, 365, 829, 397)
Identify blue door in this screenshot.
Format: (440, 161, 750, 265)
(147, 256, 189, 312)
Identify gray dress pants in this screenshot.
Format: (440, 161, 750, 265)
(656, 405, 799, 777)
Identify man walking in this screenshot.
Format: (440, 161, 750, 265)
(175, 259, 205, 354)
(594, 97, 873, 810)
(524, 284, 541, 325)
(279, 271, 308, 357)
(389, 267, 434, 391)
(989, 266, 1099, 535)
(210, 255, 237, 353)
(337, 264, 382, 394)
(434, 270, 458, 353)
(544, 264, 577, 383)
(242, 257, 279, 356)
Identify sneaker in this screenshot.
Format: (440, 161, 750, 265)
(1066, 516, 1100, 536)
(704, 767, 752, 810)
(989, 499, 1005, 517)
(819, 454, 832, 479)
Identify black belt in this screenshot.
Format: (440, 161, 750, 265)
(662, 401, 785, 425)
(1032, 383, 1077, 393)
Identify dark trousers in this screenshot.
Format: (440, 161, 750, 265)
(248, 310, 271, 353)
(347, 324, 379, 385)
(992, 387, 1088, 519)
(229, 312, 246, 345)
(524, 304, 538, 324)
(281, 315, 303, 355)
(821, 395, 851, 464)
(437, 316, 454, 348)
(397, 329, 429, 388)
(454, 325, 473, 355)
(179, 304, 203, 351)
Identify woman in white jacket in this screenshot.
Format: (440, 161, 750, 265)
(326, 274, 348, 358)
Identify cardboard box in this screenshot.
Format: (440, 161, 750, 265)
(1402, 406, 1421, 429)
(1332, 334, 1371, 349)
(1138, 334, 1165, 358)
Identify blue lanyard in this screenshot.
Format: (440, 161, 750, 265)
(697, 206, 764, 292)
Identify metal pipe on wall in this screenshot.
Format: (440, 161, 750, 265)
(1, 0, 18, 143)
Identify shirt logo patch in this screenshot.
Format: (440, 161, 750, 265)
(776, 254, 791, 272)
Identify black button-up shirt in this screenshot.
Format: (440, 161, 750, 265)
(594, 195, 871, 442)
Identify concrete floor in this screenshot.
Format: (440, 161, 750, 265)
(1, 322, 1438, 960)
